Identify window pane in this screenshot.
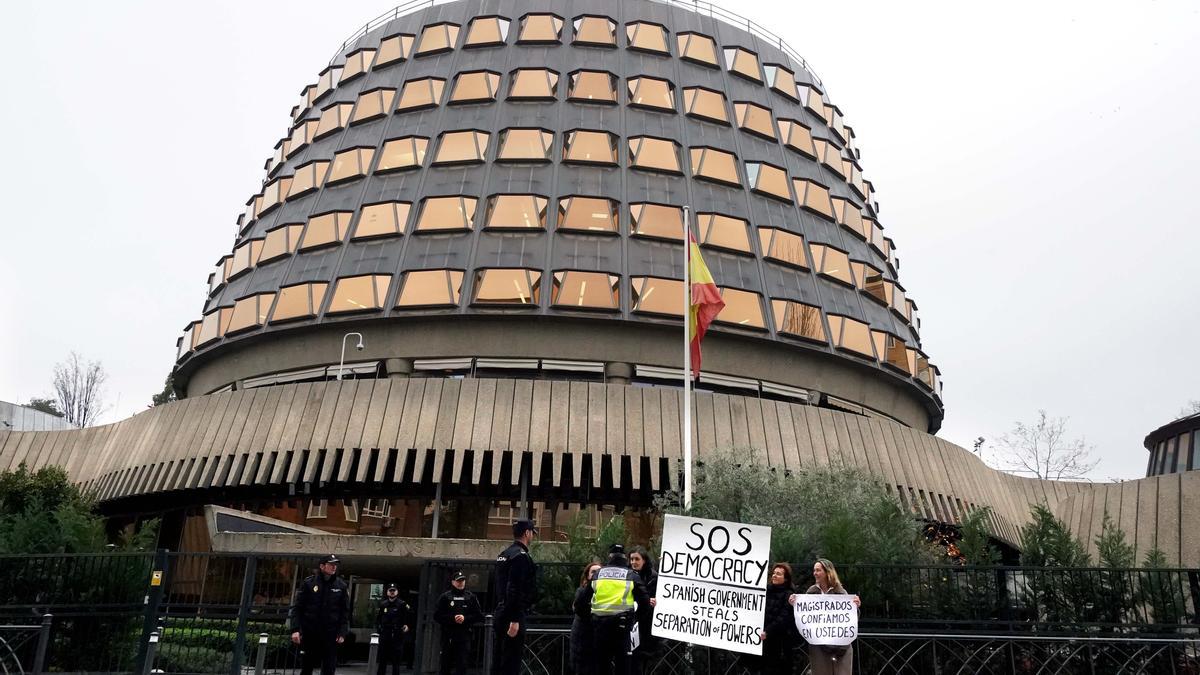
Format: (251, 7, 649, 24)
(272, 282, 328, 323)
(723, 47, 762, 81)
(450, 70, 501, 104)
(793, 179, 834, 220)
(683, 87, 729, 124)
(677, 32, 718, 66)
(397, 77, 445, 111)
(772, 300, 826, 342)
(355, 202, 410, 239)
(630, 203, 683, 240)
(433, 130, 489, 165)
(764, 64, 798, 100)
(689, 147, 740, 186)
(631, 277, 683, 316)
(497, 128, 553, 161)
(287, 161, 330, 199)
(415, 23, 460, 56)
(229, 238, 263, 278)
(485, 195, 548, 229)
(464, 16, 509, 47)
(314, 103, 353, 139)
(473, 269, 541, 305)
(735, 102, 775, 139)
(872, 331, 911, 373)
(699, 213, 750, 253)
(716, 288, 764, 328)
(552, 271, 620, 309)
(810, 244, 852, 285)
(573, 16, 616, 46)
(195, 307, 232, 346)
(627, 77, 675, 111)
(376, 34, 414, 68)
(227, 292, 276, 335)
(563, 130, 617, 164)
(415, 196, 477, 231)
(376, 136, 428, 172)
(626, 22, 669, 54)
(260, 224, 304, 263)
(328, 275, 391, 314)
(299, 212, 352, 250)
(342, 49, 376, 81)
(558, 196, 618, 233)
(396, 269, 464, 307)
(778, 119, 816, 158)
(829, 315, 874, 358)
(509, 68, 559, 99)
(746, 162, 792, 202)
(518, 14, 564, 43)
(351, 88, 397, 124)
(568, 70, 618, 103)
(630, 137, 681, 174)
(758, 228, 807, 268)
(328, 147, 374, 184)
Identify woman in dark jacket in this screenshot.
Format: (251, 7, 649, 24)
(571, 562, 602, 675)
(629, 546, 659, 673)
(759, 562, 799, 674)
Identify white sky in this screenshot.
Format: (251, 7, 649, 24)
(1, 1, 1197, 481)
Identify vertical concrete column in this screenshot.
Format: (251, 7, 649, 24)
(605, 361, 634, 385)
(386, 358, 414, 379)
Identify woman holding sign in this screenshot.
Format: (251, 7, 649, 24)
(758, 562, 799, 674)
(791, 559, 856, 675)
(571, 562, 603, 675)
(628, 546, 659, 673)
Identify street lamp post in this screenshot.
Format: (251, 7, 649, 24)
(338, 332, 365, 381)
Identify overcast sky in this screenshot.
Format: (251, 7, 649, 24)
(1, 1, 1196, 481)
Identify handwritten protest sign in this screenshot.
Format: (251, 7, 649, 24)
(652, 514, 772, 655)
(792, 594, 858, 646)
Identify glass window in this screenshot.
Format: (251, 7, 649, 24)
(327, 147, 374, 184)
(351, 88, 397, 124)
(800, 85, 827, 121)
(194, 307, 233, 346)
(682, 87, 729, 125)
(758, 228, 808, 268)
(414, 196, 477, 232)
(562, 130, 618, 165)
(299, 212, 352, 251)
(568, 70, 618, 103)
(314, 102, 354, 139)
(228, 239, 264, 279)
(449, 70, 501, 104)
(834, 198, 868, 240)
(716, 288, 765, 328)
(557, 196, 618, 234)
(630, 203, 684, 240)
(698, 213, 750, 253)
(735, 102, 775, 139)
(376, 136, 428, 173)
(772, 300, 826, 342)
(376, 33, 415, 68)
(828, 315, 875, 358)
(396, 269, 465, 307)
(342, 49, 376, 81)
(915, 353, 940, 392)
(328, 274, 392, 314)
(630, 137, 682, 174)
(631, 277, 683, 316)
(813, 139, 846, 178)
(496, 128, 554, 162)
(312, 67, 343, 103)
(354, 202, 410, 240)
(226, 292, 276, 335)
(287, 120, 319, 157)
(464, 16, 509, 47)
(397, 77, 446, 112)
(745, 162, 792, 202)
(871, 331, 911, 373)
(573, 16, 616, 46)
(793, 179, 834, 220)
(809, 243, 853, 286)
(763, 64, 798, 100)
(860, 264, 889, 303)
(415, 22, 460, 56)
(627, 76, 675, 112)
(473, 268, 542, 305)
(485, 194, 549, 229)
(517, 13, 564, 43)
(260, 223, 305, 263)
(509, 68, 559, 99)
(552, 271, 620, 309)
(287, 160, 330, 200)
(689, 147, 739, 186)
(271, 282, 328, 323)
(259, 177, 290, 214)
(626, 22, 669, 54)
(677, 32, 718, 66)
(723, 47, 762, 82)
(432, 130, 490, 165)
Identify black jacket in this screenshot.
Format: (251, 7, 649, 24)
(494, 541, 537, 623)
(289, 573, 352, 638)
(570, 587, 595, 674)
(763, 583, 798, 642)
(434, 588, 483, 641)
(376, 597, 412, 638)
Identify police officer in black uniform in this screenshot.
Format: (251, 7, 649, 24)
(434, 570, 484, 675)
(492, 519, 538, 675)
(289, 554, 352, 675)
(375, 583, 411, 675)
(574, 545, 652, 675)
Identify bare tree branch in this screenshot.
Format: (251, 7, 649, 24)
(991, 410, 1099, 480)
(1179, 400, 1200, 419)
(52, 352, 108, 427)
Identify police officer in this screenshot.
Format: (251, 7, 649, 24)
(492, 519, 538, 675)
(575, 545, 651, 675)
(434, 570, 484, 675)
(289, 554, 352, 675)
(375, 583, 411, 675)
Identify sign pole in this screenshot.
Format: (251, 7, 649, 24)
(682, 206, 693, 512)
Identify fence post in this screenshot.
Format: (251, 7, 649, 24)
(413, 560, 431, 673)
(135, 549, 170, 674)
(230, 555, 259, 675)
(254, 632, 269, 675)
(482, 614, 494, 675)
(141, 631, 160, 675)
(367, 633, 380, 675)
(31, 613, 51, 675)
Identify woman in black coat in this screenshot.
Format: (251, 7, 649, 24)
(571, 561, 602, 675)
(759, 562, 799, 675)
(629, 546, 659, 673)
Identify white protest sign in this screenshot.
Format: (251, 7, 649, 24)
(792, 594, 858, 646)
(652, 514, 772, 655)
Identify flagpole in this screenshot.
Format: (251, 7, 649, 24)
(682, 206, 693, 512)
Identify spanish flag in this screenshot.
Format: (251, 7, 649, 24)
(687, 232, 724, 377)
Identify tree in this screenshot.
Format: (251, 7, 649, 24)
(26, 397, 63, 417)
(151, 373, 177, 407)
(1179, 399, 1200, 419)
(992, 410, 1099, 480)
(1094, 512, 1136, 628)
(52, 351, 107, 427)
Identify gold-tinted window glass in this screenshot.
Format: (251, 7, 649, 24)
(397, 77, 446, 111)
(195, 307, 233, 346)
(745, 162, 792, 202)
(735, 102, 776, 139)
(829, 315, 875, 358)
(813, 139, 846, 178)
(351, 88, 397, 124)
(485, 195, 549, 229)
(723, 47, 762, 81)
(287, 121, 319, 157)
(849, 261, 880, 292)
(630, 137, 682, 174)
(552, 271, 620, 309)
(832, 198, 866, 239)
(260, 177, 290, 214)
(677, 32, 718, 66)
(573, 16, 617, 46)
(631, 277, 683, 316)
(517, 14, 564, 43)
(870, 332, 911, 373)
(464, 16, 509, 47)
(376, 34, 414, 68)
(433, 130, 490, 165)
(558, 197, 618, 233)
(449, 70, 501, 104)
(328, 147, 374, 184)
(689, 147, 739, 186)
(778, 119, 817, 159)
(314, 102, 354, 139)
(763, 64, 798, 100)
(716, 288, 765, 329)
(563, 130, 618, 165)
(396, 269, 465, 307)
(473, 269, 542, 305)
(415, 196, 477, 231)
(496, 128, 554, 162)
(682, 87, 729, 124)
(342, 49, 376, 81)
(313, 67, 342, 102)
(260, 224, 305, 263)
(757, 228, 808, 268)
(415, 23, 460, 56)
(226, 293, 276, 335)
(287, 160, 330, 200)
(627, 77, 675, 111)
(376, 136, 428, 173)
(328, 275, 392, 314)
(809, 243, 853, 285)
(354, 202, 411, 239)
(698, 213, 750, 253)
(630, 203, 684, 240)
(229, 238, 263, 278)
(271, 282, 328, 323)
(509, 68, 559, 99)
(299, 212, 352, 251)
(772, 300, 826, 342)
(801, 86, 827, 121)
(793, 179, 834, 220)
(568, 70, 618, 103)
(626, 22, 669, 54)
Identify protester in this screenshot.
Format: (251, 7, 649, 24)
(627, 546, 659, 673)
(375, 583, 411, 675)
(492, 519, 538, 675)
(433, 570, 483, 675)
(791, 558, 857, 675)
(570, 562, 603, 675)
(758, 562, 799, 675)
(575, 544, 652, 675)
(288, 554, 351, 675)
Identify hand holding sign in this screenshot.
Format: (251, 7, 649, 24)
(792, 594, 858, 646)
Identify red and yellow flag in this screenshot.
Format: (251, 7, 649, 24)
(687, 232, 724, 377)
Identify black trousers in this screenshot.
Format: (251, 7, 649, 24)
(439, 635, 471, 675)
(491, 620, 525, 675)
(759, 636, 795, 675)
(377, 634, 403, 675)
(299, 633, 338, 675)
(592, 614, 633, 675)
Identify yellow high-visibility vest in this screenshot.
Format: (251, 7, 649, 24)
(591, 566, 636, 616)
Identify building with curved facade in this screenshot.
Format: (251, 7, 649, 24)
(1145, 413, 1198, 476)
(0, 0, 1195, 567)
